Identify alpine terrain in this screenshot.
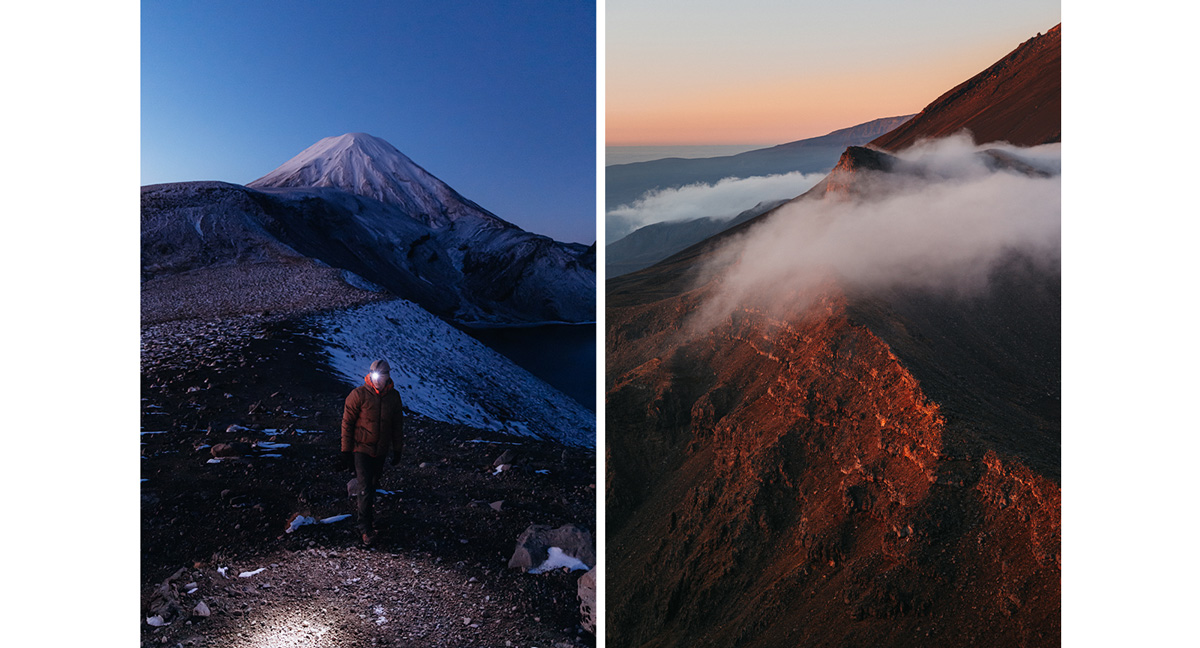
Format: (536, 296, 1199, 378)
(607, 25, 1061, 648)
(606, 115, 914, 210)
(144, 132, 595, 327)
(141, 134, 596, 646)
(605, 116, 913, 278)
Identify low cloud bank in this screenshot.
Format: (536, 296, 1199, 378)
(690, 135, 1061, 331)
(606, 171, 825, 241)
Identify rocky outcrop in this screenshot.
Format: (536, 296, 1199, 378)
(607, 115, 914, 210)
(812, 146, 905, 199)
(508, 524, 595, 572)
(607, 275, 1060, 646)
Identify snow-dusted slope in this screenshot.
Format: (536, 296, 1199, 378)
(141, 181, 305, 275)
(144, 133, 595, 325)
(310, 298, 593, 447)
(249, 132, 504, 230)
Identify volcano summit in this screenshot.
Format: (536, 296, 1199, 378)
(248, 133, 505, 230)
(143, 133, 595, 327)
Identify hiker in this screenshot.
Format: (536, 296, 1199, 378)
(341, 359, 405, 545)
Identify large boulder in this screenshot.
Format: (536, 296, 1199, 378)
(507, 524, 595, 572)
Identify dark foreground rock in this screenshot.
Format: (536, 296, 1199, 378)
(141, 312, 596, 647)
(508, 524, 596, 573)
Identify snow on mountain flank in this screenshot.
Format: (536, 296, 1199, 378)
(145, 135, 595, 326)
(248, 133, 503, 230)
(309, 298, 593, 448)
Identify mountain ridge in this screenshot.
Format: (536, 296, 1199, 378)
(143, 134, 594, 327)
(870, 25, 1060, 150)
(606, 115, 914, 212)
(606, 24, 1061, 648)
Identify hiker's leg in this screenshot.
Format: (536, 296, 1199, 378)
(354, 452, 379, 532)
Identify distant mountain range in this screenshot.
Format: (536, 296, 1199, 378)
(606, 115, 913, 211)
(142, 132, 595, 326)
(606, 24, 1061, 648)
(605, 199, 786, 279)
(605, 116, 912, 278)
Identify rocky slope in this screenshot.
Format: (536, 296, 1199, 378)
(870, 25, 1060, 151)
(606, 24, 1061, 648)
(141, 310, 596, 648)
(607, 285, 1059, 647)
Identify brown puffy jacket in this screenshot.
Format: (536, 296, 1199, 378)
(341, 376, 405, 457)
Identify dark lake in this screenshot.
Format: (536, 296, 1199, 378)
(461, 323, 596, 413)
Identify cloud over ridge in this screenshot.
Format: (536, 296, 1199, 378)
(690, 135, 1062, 330)
(606, 171, 826, 240)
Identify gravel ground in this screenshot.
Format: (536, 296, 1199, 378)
(145, 546, 589, 648)
(141, 309, 596, 648)
(141, 261, 383, 325)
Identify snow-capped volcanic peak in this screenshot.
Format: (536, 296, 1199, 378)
(249, 132, 492, 228)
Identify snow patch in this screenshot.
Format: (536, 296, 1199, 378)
(286, 516, 315, 533)
(528, 547, 590, 574)
(310, 298, 593, 447)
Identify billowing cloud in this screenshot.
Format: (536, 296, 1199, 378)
(606, 171, 825, 241)
(689, 135, 1061, 331)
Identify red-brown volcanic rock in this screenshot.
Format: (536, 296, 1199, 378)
(606, 25, 1061, 648)
(871, 25, 1061, 150)
(607, 270, 1059, 647)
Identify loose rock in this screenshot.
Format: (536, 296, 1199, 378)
(578, 567, 596, 633)
(508, 524, 595, 572)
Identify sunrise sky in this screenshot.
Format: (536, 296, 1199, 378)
(607, 0, 1061, 145)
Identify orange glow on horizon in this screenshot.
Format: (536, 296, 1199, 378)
(606, 43, 1012, 147)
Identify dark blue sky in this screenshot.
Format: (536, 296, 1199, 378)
(142, 1, 597, 244)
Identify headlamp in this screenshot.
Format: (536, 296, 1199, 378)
(371, 372, 381, 381)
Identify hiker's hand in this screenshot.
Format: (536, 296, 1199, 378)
(340, 452, 354, 471)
